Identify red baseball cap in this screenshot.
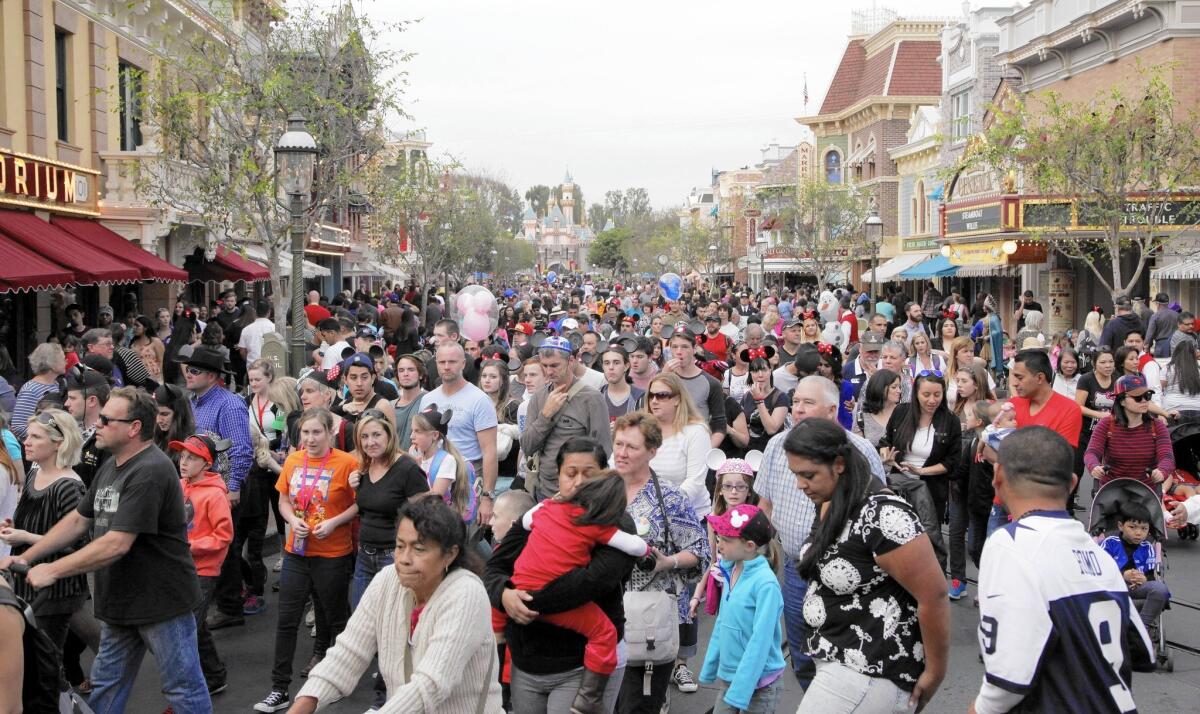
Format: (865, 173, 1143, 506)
(168, 435, 218, 465)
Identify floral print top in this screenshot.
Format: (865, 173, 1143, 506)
(801, 493, 926, 691)
(627, 474, 710, 624)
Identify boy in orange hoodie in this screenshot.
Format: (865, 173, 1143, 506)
(171, 434, 234, 696)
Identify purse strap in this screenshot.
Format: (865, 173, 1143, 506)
(648, 470, 677, 556)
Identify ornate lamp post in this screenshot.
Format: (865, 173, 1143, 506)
(864, 209, 884, 314)
(273, 114, 318, 376)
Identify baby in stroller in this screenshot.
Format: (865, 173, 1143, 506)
(1101, 502, 1171, 637)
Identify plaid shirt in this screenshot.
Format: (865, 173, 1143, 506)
(755, 422, 888, 559)
(192, 385, 253, 492)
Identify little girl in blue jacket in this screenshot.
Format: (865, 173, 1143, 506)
(699, 504, 786, 713)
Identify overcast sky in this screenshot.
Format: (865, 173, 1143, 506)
(348, 0, 970, 209)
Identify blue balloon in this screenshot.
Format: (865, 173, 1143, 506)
(503, 289, 515, 298)
(658, 272, 682, 301)
(546, 271, 558, 284)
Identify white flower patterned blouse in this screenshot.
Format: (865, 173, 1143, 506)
(800, 493, 926, 691)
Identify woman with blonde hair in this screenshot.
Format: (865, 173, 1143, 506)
(642, 371, 711, 518)
(0, 409, 87, 673)
(409, 405, 477, 523)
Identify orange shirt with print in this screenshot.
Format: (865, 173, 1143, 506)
(276, 448, 359, 558)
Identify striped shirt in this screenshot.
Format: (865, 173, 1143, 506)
(1083, 415, 1174, 486)
(11, 471, 89, 610)
(11, 380, 59, 439)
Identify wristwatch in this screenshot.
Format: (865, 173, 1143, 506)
(481, 490, 497, 500)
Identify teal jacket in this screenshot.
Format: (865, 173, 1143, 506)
(698, 555, 786, 709)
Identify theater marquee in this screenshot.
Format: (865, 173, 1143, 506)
(0, 149, 99, 216)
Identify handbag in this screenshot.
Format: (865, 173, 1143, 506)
(623, 472, 682, 694)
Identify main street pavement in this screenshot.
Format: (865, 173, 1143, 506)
(108, 482, 1200, 712)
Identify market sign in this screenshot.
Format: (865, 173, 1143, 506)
(903, 237, 939, 251)
(0, 148, 99, 216)
(945, 203, 1002, 237)
(946, 240, 1047, 266)
(1021, 195, 1200, 231)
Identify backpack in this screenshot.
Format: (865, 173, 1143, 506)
(0, 581, 93, 714)
(429, 449, 478, 522)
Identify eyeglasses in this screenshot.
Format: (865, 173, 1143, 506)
(98, 414, 136, 427)
(1124, 392, 1155, 403)
(648, 391, 676, 402)
(917, 370, 944, 378)
(184, 366, 210, 377)
(721, 483, 749, 493)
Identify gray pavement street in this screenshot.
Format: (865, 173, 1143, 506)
(106, 480, 1200, 712)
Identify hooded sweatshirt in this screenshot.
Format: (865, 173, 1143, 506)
(181, 472, 234, 577)
(1099, 312, 1143, 352)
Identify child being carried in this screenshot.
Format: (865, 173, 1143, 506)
(506, 471, 651, 714)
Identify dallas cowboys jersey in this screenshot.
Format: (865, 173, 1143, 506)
(974, 511, 1154, 714)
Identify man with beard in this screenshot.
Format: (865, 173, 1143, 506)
(392, 354, 427, 451)
(62, 368, 110, 487)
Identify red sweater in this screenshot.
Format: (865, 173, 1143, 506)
(1084, 415, 1175, 487)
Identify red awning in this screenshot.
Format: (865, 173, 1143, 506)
(52, 217, 189, 283)
(0, 209, 141, 285)
(0, 230, 77, 292)
(186, 245, 272, 283)
(215, 246, 271, 282)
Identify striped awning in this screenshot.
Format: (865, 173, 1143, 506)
(1151, 257, 1200, 281)
(861, 253, 929, 283)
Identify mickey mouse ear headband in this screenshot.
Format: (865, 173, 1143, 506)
(419, 405, 454, 435)
(739, 345, 776, 363)
(705, 448, 764, 475)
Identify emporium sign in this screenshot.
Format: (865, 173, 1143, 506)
(1020, 195, 1200, 231)
(0, 148, 99, 216)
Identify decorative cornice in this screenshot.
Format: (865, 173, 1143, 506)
(798, 97, 942, 137)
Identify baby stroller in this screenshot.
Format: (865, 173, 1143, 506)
(1088, 478, 1173, 671)
(1166, 416, 1200, 540)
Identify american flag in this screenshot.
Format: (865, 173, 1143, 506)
(803, 73, 809, 110)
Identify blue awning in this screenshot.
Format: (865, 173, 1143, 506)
(900, 255, 958, 279)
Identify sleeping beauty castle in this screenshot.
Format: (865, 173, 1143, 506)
(520, 172, 602, 275)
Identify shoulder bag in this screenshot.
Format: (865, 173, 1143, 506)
(624, 472, 682, 694)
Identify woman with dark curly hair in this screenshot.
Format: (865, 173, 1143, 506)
(154, 383, 195, 470)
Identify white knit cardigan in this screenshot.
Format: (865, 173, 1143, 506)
(298, 566, 503, 713)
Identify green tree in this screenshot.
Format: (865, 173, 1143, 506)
(587, 202, 609, 233)
(525, 185, 551, 218)
(138, 1, 405, 335)
(766, 178, 872, 287)
(957, 70, 1200, 298)
(588, 227, 632, 273)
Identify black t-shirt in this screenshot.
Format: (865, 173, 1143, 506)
(355, 456, 429, 548)
(373, 380, 400, 401)
(76, 444, 200, 626)
(1017, 300, 1044, 328)
(741, 388, 792, 452)
(1077, 371, 1116, 432)
(722, 395, 746, 461)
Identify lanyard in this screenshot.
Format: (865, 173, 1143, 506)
(254, 396, 270, 431)
(295, 451, 332, 513)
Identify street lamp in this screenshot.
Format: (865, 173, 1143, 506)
(864, 209, 884, 314)
(274, 113, 318, 376)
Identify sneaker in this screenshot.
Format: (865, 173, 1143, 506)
(300, 654, 323, 678)
(244, 595, 267, 615)
(273, 556, 283, 572)
(948, 579, 968, 601)
(207, 680, 227, 696)
(205, 611, 244, 630)
(254, 690, 290, 712)
(672, 663, 698, 693)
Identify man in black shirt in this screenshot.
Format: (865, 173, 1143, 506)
(2, 387, 208, 711)
(61, 368, 109, 488)
(1014, 290, 1044, 330)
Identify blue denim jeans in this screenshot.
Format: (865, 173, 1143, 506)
(783, 557, 816, 689)
(351, 544, 395, 611)
(88, 610, 211, 714)
(713, 674, 784, 714)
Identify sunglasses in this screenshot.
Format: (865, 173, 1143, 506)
(184, 366, 211, 377)
(98, 414, 136, 427)
(648, 391, 676, 402)
(35, 411, 64, 437)
(1124, 392, 1155, 403)
(917, 370, 944, 378)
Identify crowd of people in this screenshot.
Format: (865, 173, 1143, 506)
(0, 274, 1197, 714)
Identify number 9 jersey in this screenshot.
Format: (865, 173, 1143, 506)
(974, 511, 1154, 714)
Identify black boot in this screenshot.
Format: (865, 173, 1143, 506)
(570, 669, 610, 714)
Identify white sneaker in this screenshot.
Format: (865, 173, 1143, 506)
(672, 663, 698, 693)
